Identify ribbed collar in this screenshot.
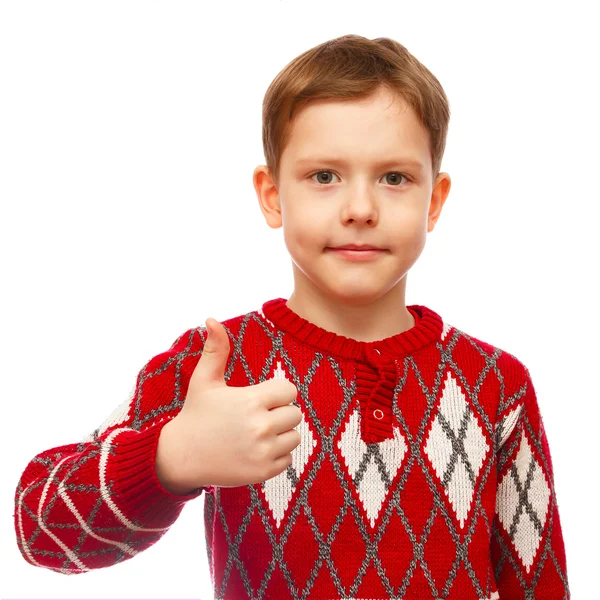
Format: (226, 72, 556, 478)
(261, 297, 444, 363)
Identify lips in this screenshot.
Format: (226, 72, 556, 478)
(327, 247, 386, 261)
(330, 246, 383, 251)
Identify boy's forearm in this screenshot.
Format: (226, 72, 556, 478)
(155, 417, 208, 495)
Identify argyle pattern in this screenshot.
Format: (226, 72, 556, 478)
(14, 300, 570, 599)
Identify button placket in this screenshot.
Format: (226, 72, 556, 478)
(365, 347, 389, 422)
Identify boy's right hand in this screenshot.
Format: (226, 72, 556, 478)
(155, 318, 303, 493)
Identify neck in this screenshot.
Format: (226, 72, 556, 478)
(285, 283, 414, 343)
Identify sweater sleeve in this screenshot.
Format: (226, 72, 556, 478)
(491, 362, 570, 598)
(13, 325, 212, 575)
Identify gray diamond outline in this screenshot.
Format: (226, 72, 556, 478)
(491, 386, 570, 597)
(17, 328, 206, 572)
(210, 316, 509, 599)
(15, 314, 569, 598)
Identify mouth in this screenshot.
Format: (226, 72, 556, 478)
(327, 246, 386, 250)
(325, 247, 387, 260)
(326, 247, 387, 252)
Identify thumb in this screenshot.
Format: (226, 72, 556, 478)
(192, 318, 231, 388)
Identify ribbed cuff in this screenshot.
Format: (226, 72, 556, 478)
(105, 423, 208, 525)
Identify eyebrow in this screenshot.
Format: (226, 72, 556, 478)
(295, 156, 425, 174)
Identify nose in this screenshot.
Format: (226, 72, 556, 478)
(341, 190, 379, 225)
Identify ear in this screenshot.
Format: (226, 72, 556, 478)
(428, 172, 451, 233)
(253, 165, 283, 229)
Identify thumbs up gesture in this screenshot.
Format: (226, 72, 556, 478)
(156, 318, 302, 493)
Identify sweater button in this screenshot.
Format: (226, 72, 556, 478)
(373, 409, 384, 420)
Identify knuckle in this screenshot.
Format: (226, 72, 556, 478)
(251, 422, 270, 440)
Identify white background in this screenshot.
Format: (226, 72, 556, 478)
(1, 1, 598, 598)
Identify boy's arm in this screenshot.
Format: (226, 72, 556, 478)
(491, 362, 570, 598)
(13, 326, 211, 575)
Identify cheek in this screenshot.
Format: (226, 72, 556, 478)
(283, 215, 328, 251)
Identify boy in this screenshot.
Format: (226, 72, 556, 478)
(14, 34, 570, 599)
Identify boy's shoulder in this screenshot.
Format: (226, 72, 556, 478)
(168, 306, 265, 352)
(446, 319, 532, 395)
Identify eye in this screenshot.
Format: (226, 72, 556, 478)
(308, 170, 410, 186)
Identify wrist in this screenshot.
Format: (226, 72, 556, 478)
(155, 417, 198, 495)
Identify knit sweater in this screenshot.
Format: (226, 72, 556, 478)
(14, 298, 570, 599)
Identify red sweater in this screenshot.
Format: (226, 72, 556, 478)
(14, 298, 570, 599)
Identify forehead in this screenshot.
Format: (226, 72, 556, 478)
(282, 89, 430, 169)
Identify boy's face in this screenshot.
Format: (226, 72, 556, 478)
(254, 86, 450, 308)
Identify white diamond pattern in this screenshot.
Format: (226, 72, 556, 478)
(338, 409, 408, 527)
(496, 431, 551, 572)
(263, 361, 317, 528)
(424, 371, 490, 528)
